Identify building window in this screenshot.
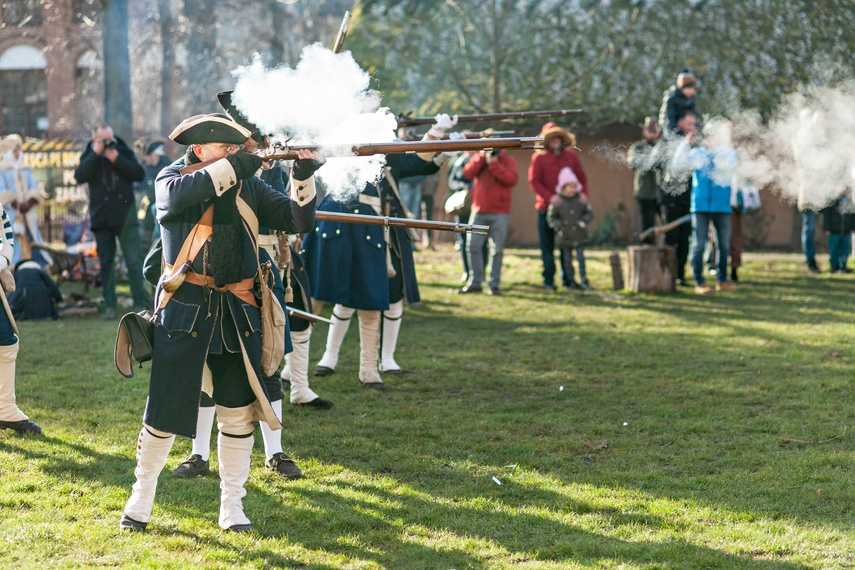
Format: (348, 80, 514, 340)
(2, 0, 42, 27)
(0, 45, 48, 137)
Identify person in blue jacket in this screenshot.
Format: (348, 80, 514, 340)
(303, 115, 456, 388)
(671, 120, 738, 294)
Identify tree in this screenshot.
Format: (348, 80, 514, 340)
(102, 0, 134, 138)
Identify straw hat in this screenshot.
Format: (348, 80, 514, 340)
(538, 122, 576, 147)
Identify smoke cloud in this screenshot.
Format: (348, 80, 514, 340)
(231, 44, 398, 200)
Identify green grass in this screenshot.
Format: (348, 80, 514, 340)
(1, 248, 854, 569)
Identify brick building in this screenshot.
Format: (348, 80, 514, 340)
(0, 0, 101, 139)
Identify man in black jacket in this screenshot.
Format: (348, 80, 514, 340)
(74, 124, 146, 318)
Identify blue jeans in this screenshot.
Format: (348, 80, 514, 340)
(468, 212, 508, 289)
(691, 212, 731, 285)
(537, 211, 567, 287)
(95, 223, 148, 310)
(560, 246, 587, 283)
(801, 211, 818, 266)
(829, 233, 851, 270)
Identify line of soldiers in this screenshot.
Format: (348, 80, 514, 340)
(119, 95, 455, 533)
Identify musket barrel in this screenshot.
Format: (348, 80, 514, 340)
(258, 137, 544, 162)
(332, 11, 351, 53)
(315, 211, 489, 235)
(396, 109, 583, 127)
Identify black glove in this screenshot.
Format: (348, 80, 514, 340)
(226, 150, 264, 180)
(291, 156, 326, 181)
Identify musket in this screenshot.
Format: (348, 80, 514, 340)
(315, 211, 489, 236)
(332, 11, 351, 54)
(288, 306, 334, 325)
(395, 109, 583, 128)
(255, 136, 544, 162)
(404, 129, 515, 141)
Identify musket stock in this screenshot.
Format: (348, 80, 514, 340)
(396, 109, 583, 128)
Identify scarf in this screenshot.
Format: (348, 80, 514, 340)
(185, 148, 244, 287)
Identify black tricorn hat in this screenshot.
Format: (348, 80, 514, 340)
(217, 91, 264, 143)
(168, 113, 252, 145)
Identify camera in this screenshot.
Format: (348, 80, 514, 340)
(102, 138, 117, 149)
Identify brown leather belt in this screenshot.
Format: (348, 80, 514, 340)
(165, 262, 257, 307)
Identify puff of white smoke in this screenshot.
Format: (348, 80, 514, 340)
(231, 44, 398, 200)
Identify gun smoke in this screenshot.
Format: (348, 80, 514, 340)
(231, 43, 398, 200)
(589, 82, 855, 209)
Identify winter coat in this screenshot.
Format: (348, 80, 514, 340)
(822, 195, 855, 234)
(546, 194, 593, 248)
(528, 149, 587, 212)
(671, 141, 735, 214)
(627, 140, 662, 201)
(303, 153, 439, 310)
(74, 137, 145, 230)
(8, 261, 62, 321)
(463, 150, 517, 215)
(0, 156, 51, 266)
(659, 85, 696, 133)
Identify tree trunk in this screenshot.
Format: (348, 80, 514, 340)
(627, 245, 676, 293)
(184, 0, 219, 116)
(270, 0, 285, 65)
(158, 0, 176, 136)
(102, 0, 133, 139)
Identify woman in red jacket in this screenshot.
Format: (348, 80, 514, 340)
(528, 122, 587, 290)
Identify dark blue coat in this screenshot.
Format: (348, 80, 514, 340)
(302, 153, 439, 310)
(146, 157, 315, 438)
(8, 262, 62, 320)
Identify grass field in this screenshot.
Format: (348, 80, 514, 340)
(1, 248, 854, 569)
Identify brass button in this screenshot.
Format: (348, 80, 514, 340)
(244, 331, 250, 337)
(191, 331, 198, 338)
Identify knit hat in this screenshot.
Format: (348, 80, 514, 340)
(555, 166, 580, 194)
(539, 122, 576, 147)
(677, 69, 697, 88)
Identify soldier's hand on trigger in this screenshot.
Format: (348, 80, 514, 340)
(292, 149, 325, 181)
(227, 149, 264, 180)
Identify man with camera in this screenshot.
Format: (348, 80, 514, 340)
(74, 124, 147, 318)
(459, 147, 518, 295)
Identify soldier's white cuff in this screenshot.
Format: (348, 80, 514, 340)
(291, 175, 316, 206)
(203, 158, 237, 195)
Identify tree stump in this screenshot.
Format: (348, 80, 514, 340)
(609, 252, 624, 290)
(627, 245, 676, 293)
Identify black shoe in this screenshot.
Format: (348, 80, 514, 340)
(267, 452, 303, 479)
(172, 454, 210, 478)
(676, 279, 692, 288)
(730, 268, 739, 282)
(543, 284, 556, 292)
(840, 267, 853, 274)
(579, 280, 593, 290)
(566, 281, 582, 291)
(457, 284, 483, 294)
(294, 397, 334, 409)
(119, 514, 147, 532)
(0, 419, 41, 434)
(807, 263, 821, 274)
(228, 524, 252, 533)
(313, 366, 335, 377)
(488, 287, 501, 296)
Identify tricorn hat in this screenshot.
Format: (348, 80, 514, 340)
(217, 91, 264, 143)
(169, 113, 252, 145)
(538, 122, 576, 147)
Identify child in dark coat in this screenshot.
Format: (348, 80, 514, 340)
(547, 167, 593, 290)
(822, 191, 854, 273)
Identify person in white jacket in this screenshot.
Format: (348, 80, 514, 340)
(0, 135, 51, 268)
